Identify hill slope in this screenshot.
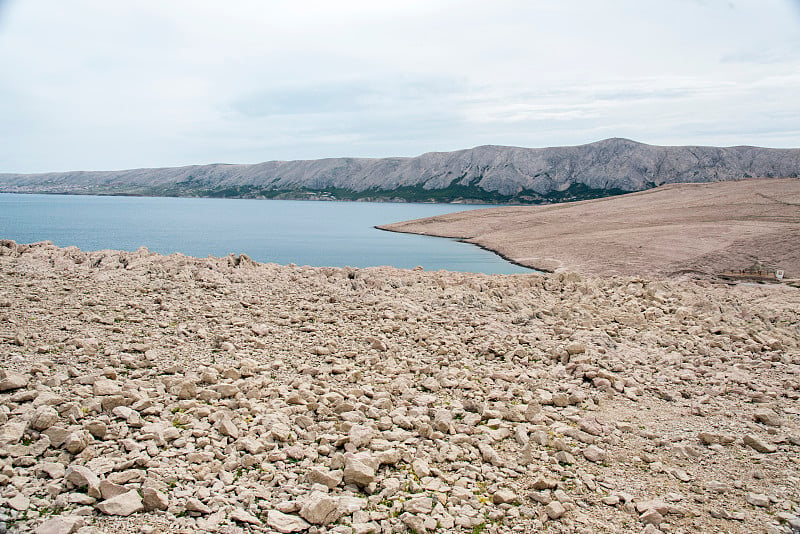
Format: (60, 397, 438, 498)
(380, 178, 800, 279)
(1, 138, 799, 203)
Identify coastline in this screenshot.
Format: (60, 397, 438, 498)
(379, 179, 800, 282)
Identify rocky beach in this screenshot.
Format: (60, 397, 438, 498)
(1, 237, 799, 534)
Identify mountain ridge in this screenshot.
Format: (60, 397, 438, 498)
(1, 138, 798, 204)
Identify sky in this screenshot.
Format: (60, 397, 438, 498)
(1, 0, 799, 173)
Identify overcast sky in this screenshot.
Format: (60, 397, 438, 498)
(1, 0, 799, 173)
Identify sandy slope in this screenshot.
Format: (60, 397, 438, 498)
(380, 179, 800, 280)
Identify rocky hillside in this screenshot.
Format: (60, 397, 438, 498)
(1, 139, 799, 203)
(1, 240, 799, 533)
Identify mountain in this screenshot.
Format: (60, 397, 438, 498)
(1, 138, 798, 203)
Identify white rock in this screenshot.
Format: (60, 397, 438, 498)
(267, 510, 310, 533)
(0, 369, 29, 391)
(30, 405, 60, 431)
(95, 490, 143, 516)
(34, 516, 85, 534)
(300, 491, 342, 525)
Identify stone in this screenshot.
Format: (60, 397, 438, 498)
(639, 508, 664, 525)
(307, 467, 343, 489)
(754, 410, 783, 427)
(34, 517, 85, 534)
(64, 431, 89, 454)
(8, 492, 30, 511)
(95, 490, 144, 516)
(403, 496, 433, 514)
(230, 508, 263, 525)
(583, 444, 607, 463)
(747, 493, 770, 507)
(492, 489, 518, 504)
(743, 434, 777, 453)
(300, 491, 342, 525)
(0, 369, 29, 391)
(142, 488, 169, 511)
(267, 510, 310, 533)
(65, 466, 101, 498)
(343, 455, 376, 487)
(545, 501, 565, 519)
(30, 405, 60, 431)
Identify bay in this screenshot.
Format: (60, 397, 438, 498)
(0, 193, 529, 274)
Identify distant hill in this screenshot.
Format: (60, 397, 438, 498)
(1, 138, 798, 203)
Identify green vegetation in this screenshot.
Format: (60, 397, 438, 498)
(153, 180, 638, 205)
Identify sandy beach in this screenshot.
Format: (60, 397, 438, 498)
(1, 238, 799, 533)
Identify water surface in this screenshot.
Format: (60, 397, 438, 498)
(0, 194, 529, 274)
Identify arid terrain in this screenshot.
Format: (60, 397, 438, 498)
(380, 179, 800, 281)
(1, 238, 799, 534)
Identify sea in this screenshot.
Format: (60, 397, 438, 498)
(0, 193, 530, 274)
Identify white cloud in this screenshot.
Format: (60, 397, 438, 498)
(0, 0, 798, 172)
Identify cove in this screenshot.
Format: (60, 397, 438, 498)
(0, 194, 530, 274)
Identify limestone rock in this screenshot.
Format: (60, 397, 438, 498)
(95, 490, 144, 516)
(267, 510, 311, 533)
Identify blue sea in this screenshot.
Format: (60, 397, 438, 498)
(0, 194, 529, 274)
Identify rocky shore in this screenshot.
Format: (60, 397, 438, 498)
(1, 240, 799, 534)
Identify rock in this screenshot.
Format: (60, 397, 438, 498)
(185, 497, 212, 514)
(230, 508, 263, 525)
(142, 488, 169, 511)
(34, 517, 85, 534)
(583, 444, 607, 463)
(64, 431, 89, 454)
(267, 510, 310, 533)
(639, 508, 664, 525)
(754, 410, 783, 427)
(492, 489, 518, 504)
(30, 405, 60, 431)
(65, 466, 101, 498)
(343, 454, 376, 487)
(299, 491, 342, 525)
(743, 434, 777, 453)
(92, 378, 121, 396)
(747, 493, 770, 507)
(0, 369, 29, 391)
(307, 467, 343, 489)
(95, 490, 144, 516)
(7, 493, 30, 511)
(0, 419, 27, 444)
(404, 496, 433, 514)
(546, 501, 566, 519)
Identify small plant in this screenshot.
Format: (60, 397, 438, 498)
(472, 523, 487, 534)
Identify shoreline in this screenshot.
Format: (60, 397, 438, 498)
(374, 225, 550, 273)
(380, 179, 800, 282)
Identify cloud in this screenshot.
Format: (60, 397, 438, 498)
(1, 0, 799, 173)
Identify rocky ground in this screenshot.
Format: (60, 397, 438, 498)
(1, 239, 799, 534)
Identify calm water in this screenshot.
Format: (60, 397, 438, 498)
(0, 194, 529, 274)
